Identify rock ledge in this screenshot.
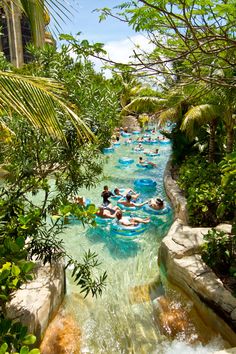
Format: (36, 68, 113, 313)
(160, 160, 236, 346)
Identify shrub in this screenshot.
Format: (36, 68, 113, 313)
(201, 226, 236, 295)
(178, 155, 234, 226)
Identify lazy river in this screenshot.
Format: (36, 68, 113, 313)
(53, 131, 225, 353)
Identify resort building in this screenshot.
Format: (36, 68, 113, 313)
(0, 1, 54, 67)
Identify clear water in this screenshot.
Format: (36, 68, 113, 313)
(60, 134, 224, 353)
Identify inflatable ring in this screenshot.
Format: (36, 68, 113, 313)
(121, 132, 131, 138)
(132, 131, 140, 135)
(134, 178, 157, 189)
(136, 163, 153, 169)
(143, 140, 158, 145)
(103, 147, 114, 154)
(119, 157, 134, 165)
(159, 139, 171, 144)
(95, 215, 113, 225)
(110, 220, 147, 236)
(113, 142, 121, 147)
(133, 148, 144, 152)
(116, 199, 142, 210)
(145, 152, 160, 157)
(143, 204, 171, 215)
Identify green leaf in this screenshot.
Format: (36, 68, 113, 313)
(0, 343, 8, 354)
(29, 349, 40, 354)
(20, 346, 29, 354)
(12, 264, 21, 276)
(22, 335, 36, 345)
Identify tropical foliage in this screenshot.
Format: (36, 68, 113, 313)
(201, 226, 236, 295)
(178, 155, 235, 226)
(0, 39, 120, 351)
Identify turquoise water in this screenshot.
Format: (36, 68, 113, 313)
(61, 134, 224, 353)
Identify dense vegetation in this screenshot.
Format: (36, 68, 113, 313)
(0, 0, 236, 351)
(0, 39, 121, 352)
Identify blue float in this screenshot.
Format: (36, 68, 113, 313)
(121, 132, 132, 138)
(136, 163, 154, 169)
(113, 142, 121, 147)
(103, 147, 114, 154)
(159, 139, 171, 144)
(118, 157, 134, 165)
(134, 178, 157, 189)
(132, 131, 141, 135)
(95, 215, 113, 225)
(143, 140, 158, 145)
(145, 152, 160, 157)
(133, 147, 144, 153)
(110, 220, 147, 236)
(143, 204, 171, 215)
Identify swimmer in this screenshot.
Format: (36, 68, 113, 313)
(118, 194, 148, 208)
(101, 185, 115, 208)
(114, 188, 140, 200)
(115, 210, 150, 226)
(134, 143, 144, 152)
(96, 207, 119, 219)
(125, 138, 132, 144)
(148, 198, 164, 210)
(139, 156, 157, 167)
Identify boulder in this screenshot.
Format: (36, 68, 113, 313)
(6, 262, 65, 344)
(164, 160, 189, 225)
(121, 115, 140, 132)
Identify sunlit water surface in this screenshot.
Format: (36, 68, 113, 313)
(59, 133, 224, 354)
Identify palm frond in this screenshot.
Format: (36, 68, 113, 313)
(6, 0, 72, 44)
(181, 104, 220, 139)
(0, 71, 94, 143)
(158, 106, 180, 125)
(121, 97, 165, 116)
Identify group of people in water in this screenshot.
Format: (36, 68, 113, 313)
(96, 185, 165, 227)
(74, 126, 166, 228)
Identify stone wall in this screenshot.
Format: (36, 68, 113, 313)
(160, 160, 236, 346)
(121, 115, 140, 132)
(6, 262, 65, 345)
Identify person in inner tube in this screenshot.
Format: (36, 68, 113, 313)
(148, 198, 164, 210)
(114, 188, 140, 200)
(139, 156, 157, 167)
(115, 210, 150, 226)
(101, 185, 114, 207)
(96, 206, 119, 219)
(118, 194, 148, 208)
(101, 186, 120, 214)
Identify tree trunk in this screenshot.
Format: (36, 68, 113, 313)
(226, 128, 234, 154)
(209, 119, 217, 163)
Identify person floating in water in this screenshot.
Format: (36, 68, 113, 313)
(118, 194, 148, 208)
(96, 206, 119, 219)
(134, 143, 144, 152)
(114, 188, 140, 200)
(115, 210, 150, 226)
(101, 185, 115, 207)
(148, 198, 164, 210)
(139, 156, 157, 167)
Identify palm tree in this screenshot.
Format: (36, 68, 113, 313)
(181, 104, 220, 162)
(0, 1, 95, 143)
(157, 84, 235, 162)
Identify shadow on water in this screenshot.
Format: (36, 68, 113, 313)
(86, 225, 140, 259)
